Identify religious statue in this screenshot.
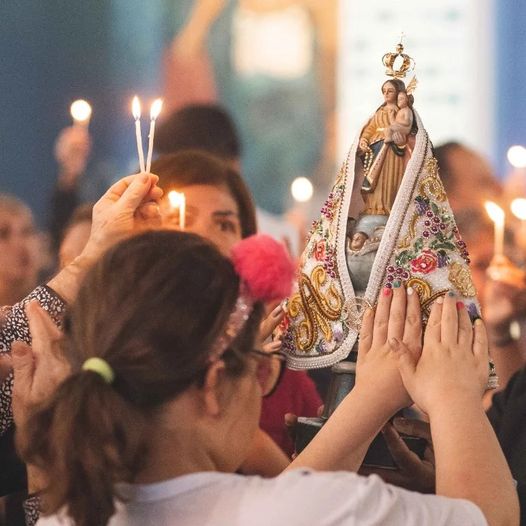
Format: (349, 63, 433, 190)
(281, 40, 495, 386)
(280, 39, 497, 465)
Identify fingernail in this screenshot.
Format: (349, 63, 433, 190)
(271, 305, 284, 318)
(447, 290, 455, 297)
(474, 318, 483, 326)
(392, 280, 401, 288)
(437, 296, 444, 304)
(140, 173, 149, 184)
(383, 287, 392, 296)
(456, 301, 464, 310)
(406, 286, 414, 296)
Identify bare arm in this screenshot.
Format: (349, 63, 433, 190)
(240, 428, 290, 476)
(172, 0, 227, 57)
(308, 0, 337, 164)
(288, 284, 422, 472)
(396, 294, 519, 526)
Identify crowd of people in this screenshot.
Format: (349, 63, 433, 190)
(0, 103, 525, 526)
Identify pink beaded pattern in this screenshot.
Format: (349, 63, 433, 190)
(208, 282, 254, 362)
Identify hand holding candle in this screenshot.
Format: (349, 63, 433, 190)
(132, 96, 146, 173)
(70, 99, 92, 127)
(168, 190, 186, 230)
(484, 200, 525, 284)
(146, 98, 163, 173)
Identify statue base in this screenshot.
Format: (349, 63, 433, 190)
(295, 360, 426, 468)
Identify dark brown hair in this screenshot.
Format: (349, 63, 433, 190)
(155, 104, 241, 159)
(19, 230, 263, 526)
(151, 150, 257, 238)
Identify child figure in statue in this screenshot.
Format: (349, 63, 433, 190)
(347, 231, 369, 253)
(384, 91, 414, 146)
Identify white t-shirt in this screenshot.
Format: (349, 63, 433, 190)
(36, 469, 487, 526)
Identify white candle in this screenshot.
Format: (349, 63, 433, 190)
(70, 99, 92, 127)
(168, 191, 186, 230)
(179, 193, 186, 230)
(132, 96, 146, 173)
(146, 98, 163, 173)
(511, 198, 526, 251)
(485, 201, 505, 257)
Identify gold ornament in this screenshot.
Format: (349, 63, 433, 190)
(288, 266, 344, 353)
(382, 41, 415, 79)
(448, 261, 477, 297)
(419, 158, 447, 202)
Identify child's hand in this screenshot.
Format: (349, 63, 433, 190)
(394, 293, 489, 416)
(356, 283, 422, 413)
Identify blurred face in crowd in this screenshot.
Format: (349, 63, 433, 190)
(59, 220, 92, 269)
(0, 206, 40, 287)
(444, 147, 501, 212)
(161, 184, 242, 256)
(467, 235, 493, 302)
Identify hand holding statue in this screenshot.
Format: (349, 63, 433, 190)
(393, 293, 489, 415)
(356, 284, 422, 413)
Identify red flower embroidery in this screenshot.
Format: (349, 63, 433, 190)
(410, 249, 438, 275)
(314, 241, 326, 261)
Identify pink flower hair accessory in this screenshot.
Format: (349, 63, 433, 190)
(209, 235, 296, 362)
(231, 234, 296, 302)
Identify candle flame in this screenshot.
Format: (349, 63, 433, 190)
(150, 98, 163, 120)
(168, 190, 184, 208)
(70, 99, 92, 122)
(485, 201, 505, 224)
(511, 198, 526, 220)
(507, 145, 526, 169)
(132, 96, 141, 120)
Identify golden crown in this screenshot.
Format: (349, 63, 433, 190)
(382, 41, 415, 79)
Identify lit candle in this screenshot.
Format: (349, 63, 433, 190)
(146, 98, 163, 173)
(168, 190, 186, 230)
(511, 198, 526, 251)
(485, 201, 505, 257)
(132, 96, 146, 173)
(70, 99, 92, 127)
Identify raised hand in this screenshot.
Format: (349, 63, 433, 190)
(11, 302, 70, 428)
(394, 292, 489, 416)
(356, 283, 422, 413)
(82, 173, 163, 262)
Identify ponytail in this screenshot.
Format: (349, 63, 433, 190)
(19, 372, 147, 526)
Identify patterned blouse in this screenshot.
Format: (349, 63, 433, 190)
(0, 285, 66, 437)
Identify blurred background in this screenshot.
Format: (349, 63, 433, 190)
(0, 0, 525, 226)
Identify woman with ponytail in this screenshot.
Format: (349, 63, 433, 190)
(17, 230, 517, 526)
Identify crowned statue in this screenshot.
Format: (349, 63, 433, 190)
(279, 41, 496, 458)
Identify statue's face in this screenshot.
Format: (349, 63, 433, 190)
(350, 232, 368, 250)
(382, 82, 397, 104)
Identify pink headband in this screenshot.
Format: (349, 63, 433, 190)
(208, 235, 295, 361)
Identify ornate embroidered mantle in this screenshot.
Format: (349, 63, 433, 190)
(282, 111, 490, 385)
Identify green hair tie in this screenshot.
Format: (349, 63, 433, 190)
(82, 357, 115, 384)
